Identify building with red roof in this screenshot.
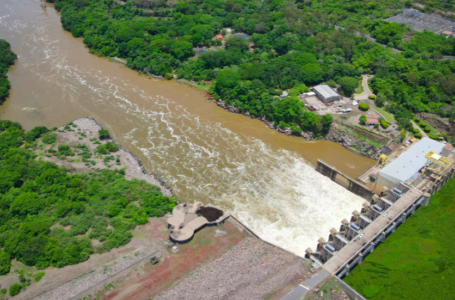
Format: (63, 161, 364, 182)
(366, 118, 379, 125)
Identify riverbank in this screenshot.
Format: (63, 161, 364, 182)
(215, 98, 384, 159)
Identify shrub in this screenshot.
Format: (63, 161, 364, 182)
(374, 124, 379, 129)
(34, 271, 45, 282)
(98, 129, 110, 140)
(42, 133, 57, 144)
(106, 142, 119, 152)
(359, 103, 369, 111)
(380, 119, 389, 129)
(58, 145, 74, 156)
(368, 95, 376, 100)
(9, 284, 22, 296)
(359, 115, 367, 125)
(0, 288, 6, 295)
(424, 125, 431, 132)
(415, 132, 422, 139)
(96, 142, 119, 154)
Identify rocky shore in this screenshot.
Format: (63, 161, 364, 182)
(324, 124, 384, 160)
(216, 99, 382, 159)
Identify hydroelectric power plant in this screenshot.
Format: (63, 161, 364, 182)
(282, 138, 455, 299)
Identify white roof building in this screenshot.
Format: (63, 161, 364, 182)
(378, 138, 445, 188)
(313, 85, 340, 103)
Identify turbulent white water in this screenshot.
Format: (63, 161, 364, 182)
(0, 0, 366, 256)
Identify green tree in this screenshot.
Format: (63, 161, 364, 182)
(10, 192, 45, 216)
(338, 76, 358, 96)
(225, 37, 249, 52)
(169, 40, 194, 60)
(214, 69, 241, 95)
(300, 63, 323, 85)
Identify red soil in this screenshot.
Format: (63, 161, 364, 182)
(103, 222, 245, 300)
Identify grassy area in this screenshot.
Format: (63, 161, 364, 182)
(344, 175, 455, 299)
(352, 131, 382, 148)
(372, 105, 396, 123)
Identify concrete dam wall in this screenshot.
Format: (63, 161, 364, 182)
(316, 160, 374, 201)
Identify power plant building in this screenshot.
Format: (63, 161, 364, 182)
(313, 85, 340, 103)
(375, 138, 446, 193)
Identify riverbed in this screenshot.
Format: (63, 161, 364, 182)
(0, 0, 374, 255)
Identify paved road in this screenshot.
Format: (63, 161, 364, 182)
(354, 75, 375, 101)
(280, 269, 330, 300)
(280, 285, 309, 300)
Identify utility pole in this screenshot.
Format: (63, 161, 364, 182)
(40, 0, 46, 8)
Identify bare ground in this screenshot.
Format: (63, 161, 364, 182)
(154, 237, 312, 300)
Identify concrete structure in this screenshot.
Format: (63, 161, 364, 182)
(324, 185, 425, 276)
(313, 85, 340, 103)
(442, 143, 453, 157)
(375, 138, 445, 193)
(312, 142, 455, 279)
(167, 202, 230, 242)
(316, 160, 374, 200)
(304, 138, 455, 298)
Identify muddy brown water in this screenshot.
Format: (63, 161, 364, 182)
(0, 0, 374, 254)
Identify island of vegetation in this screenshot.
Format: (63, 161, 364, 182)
(0, 39, 17, 104)
(0, 118, 176, 297)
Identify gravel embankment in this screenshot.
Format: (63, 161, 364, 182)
(33, 248, 158, 300)
(155, 237, 311, 300)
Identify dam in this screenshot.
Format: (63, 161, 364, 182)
(281, 138, 455, 300)
(306, 138, 455, 290)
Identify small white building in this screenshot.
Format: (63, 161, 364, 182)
(313, 85, 340, 103)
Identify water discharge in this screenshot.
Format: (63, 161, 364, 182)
(0, 0, 374, 255)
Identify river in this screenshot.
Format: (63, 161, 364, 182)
(0, 0, 374, 255)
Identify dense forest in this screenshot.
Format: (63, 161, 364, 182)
(46, 0, 455, 135)
(0, 120, 176, 275)
(0, 40, 16, 104)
